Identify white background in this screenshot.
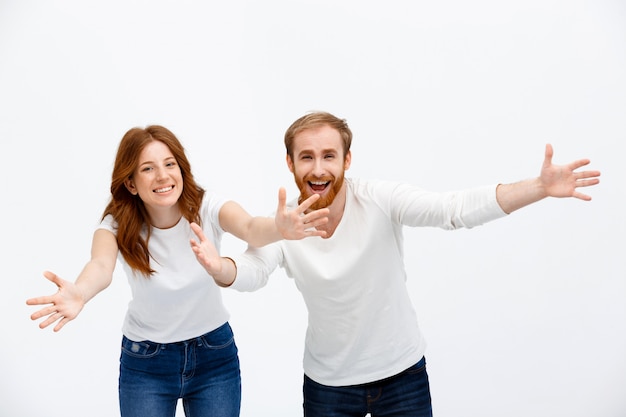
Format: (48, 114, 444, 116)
(2, 1, 624, 416)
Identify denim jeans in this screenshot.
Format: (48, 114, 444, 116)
(118, 322, 241, 417)
(303, 357, 433, 417)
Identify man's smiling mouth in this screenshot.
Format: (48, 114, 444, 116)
(309, 181, 329, 192)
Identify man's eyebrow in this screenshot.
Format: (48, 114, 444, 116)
(297, 147, 338, 155)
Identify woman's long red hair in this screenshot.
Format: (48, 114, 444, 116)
(102, 125, 204, 277)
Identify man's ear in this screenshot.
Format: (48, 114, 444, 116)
(344, 150, 352, 170)
(286, 154, 295, 173)
(124, 178, 138, 195)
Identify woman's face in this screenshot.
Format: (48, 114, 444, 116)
(125, 140, 184, 225)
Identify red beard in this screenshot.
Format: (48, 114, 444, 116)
(295, 172, 345, 211)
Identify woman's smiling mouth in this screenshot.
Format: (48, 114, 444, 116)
(154, 186, 174, 193)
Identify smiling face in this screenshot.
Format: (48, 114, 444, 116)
(124, 140, 184, 227)
(287, 124, 351, 211)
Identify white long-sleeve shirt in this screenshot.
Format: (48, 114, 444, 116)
(231, 178, 507, 386)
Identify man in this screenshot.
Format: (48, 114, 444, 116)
(190, 111, 601, 417)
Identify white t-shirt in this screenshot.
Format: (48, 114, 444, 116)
(98, 192, 230, 343)
(231, 178, 507, 386)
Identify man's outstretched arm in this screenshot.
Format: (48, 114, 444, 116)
(496, 144, 601, 214)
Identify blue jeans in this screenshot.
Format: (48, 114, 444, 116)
(303, 357, 433, 417)
(118, 322, 241, 417)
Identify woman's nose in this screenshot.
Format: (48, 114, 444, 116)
(155, 167, 167, 180)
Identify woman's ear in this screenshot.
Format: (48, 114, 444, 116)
(124, 178, 138, 195)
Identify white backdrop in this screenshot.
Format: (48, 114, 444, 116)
(2, 1, 624, 416)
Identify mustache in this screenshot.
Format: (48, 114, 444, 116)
(304, 175, 333, 183)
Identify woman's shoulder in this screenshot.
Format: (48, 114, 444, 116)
(201, 190, 229, 212)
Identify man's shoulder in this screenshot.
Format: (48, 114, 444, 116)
(347, 177, 400, 192)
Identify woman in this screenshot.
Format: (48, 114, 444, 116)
(26, 125, 328, 417)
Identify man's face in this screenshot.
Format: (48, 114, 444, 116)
(287, 124, 351, 211)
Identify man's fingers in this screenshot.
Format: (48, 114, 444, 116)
(303, 207, 329, 223)
(297, 193, 321, 212)
(577, 178, 600, 187)
(573, 191, 592, 201)
(568, 158, 592, 172)
(306, 229, 327, 238)
(277, 187, 287, 212)
(304, 216, 329, 229)
(544, 143, 554, 160)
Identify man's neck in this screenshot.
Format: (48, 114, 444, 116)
(318, 186, 347, 239)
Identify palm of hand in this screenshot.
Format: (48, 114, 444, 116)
(539, 144, 599, 201)
(189, 222, 221, 275)
(541, 165, 578, 198)
(27, 272, 84, 332)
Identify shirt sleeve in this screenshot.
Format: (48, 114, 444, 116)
(366, 180, 507, 230)
(202, 190, 229, 236)
(229, 242, 283, 292)
(97, 214, 117, 234)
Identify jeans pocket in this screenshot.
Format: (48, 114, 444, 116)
(405, 357, 427, 375)
(121, 336, 162, 358)
(199, 323, 236, 350)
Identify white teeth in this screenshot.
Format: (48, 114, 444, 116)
(154, 186, 173, 193)
(310, 181, 328, 185)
